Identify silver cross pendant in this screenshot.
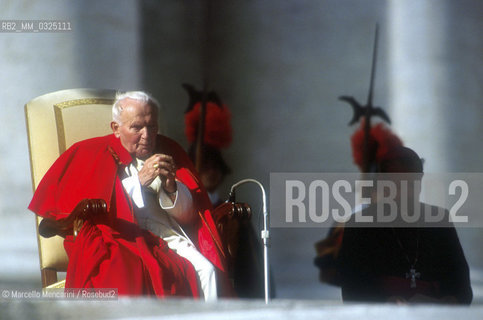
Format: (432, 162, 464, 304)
(406, 267, 421, 288)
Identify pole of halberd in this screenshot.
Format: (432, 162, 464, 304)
(363, 24, 379, 173)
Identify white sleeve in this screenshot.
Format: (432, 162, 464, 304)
(159, 181, 195, 224)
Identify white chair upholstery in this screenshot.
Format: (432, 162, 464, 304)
(25, 88, 116, 287)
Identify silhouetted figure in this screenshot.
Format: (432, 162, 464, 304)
(337, 146, 473, 304)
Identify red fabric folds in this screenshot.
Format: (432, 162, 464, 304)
(29, 134, 231, 297)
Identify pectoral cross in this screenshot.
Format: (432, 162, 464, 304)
(406, 268, 421, 288)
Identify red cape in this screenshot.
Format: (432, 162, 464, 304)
(29, 134, 231, 297)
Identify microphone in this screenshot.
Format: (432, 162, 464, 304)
(228, 178, 270, 304)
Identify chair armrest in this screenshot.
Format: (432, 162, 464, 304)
(213, 202, 251, 224)
(38, 199, 107, 238)
(212, 202, 252, 268)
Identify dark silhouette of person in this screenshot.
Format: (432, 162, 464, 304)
(337, 146, 473, 304)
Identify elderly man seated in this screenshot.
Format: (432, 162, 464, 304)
(29, 91, 232, 300)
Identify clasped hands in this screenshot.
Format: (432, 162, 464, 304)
(138, 153, 177, 194)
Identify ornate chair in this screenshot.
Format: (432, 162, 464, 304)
(25, 88, 116, 288)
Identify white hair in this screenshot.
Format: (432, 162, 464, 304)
(112, 91, 161, 124)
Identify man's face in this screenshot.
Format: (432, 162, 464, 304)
(111, 98, 159, 160)
(200, 166, 223, 193)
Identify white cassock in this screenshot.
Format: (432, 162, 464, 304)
(120, 159, 217, 301)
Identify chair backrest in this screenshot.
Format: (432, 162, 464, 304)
(25, 88, 116, 287)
